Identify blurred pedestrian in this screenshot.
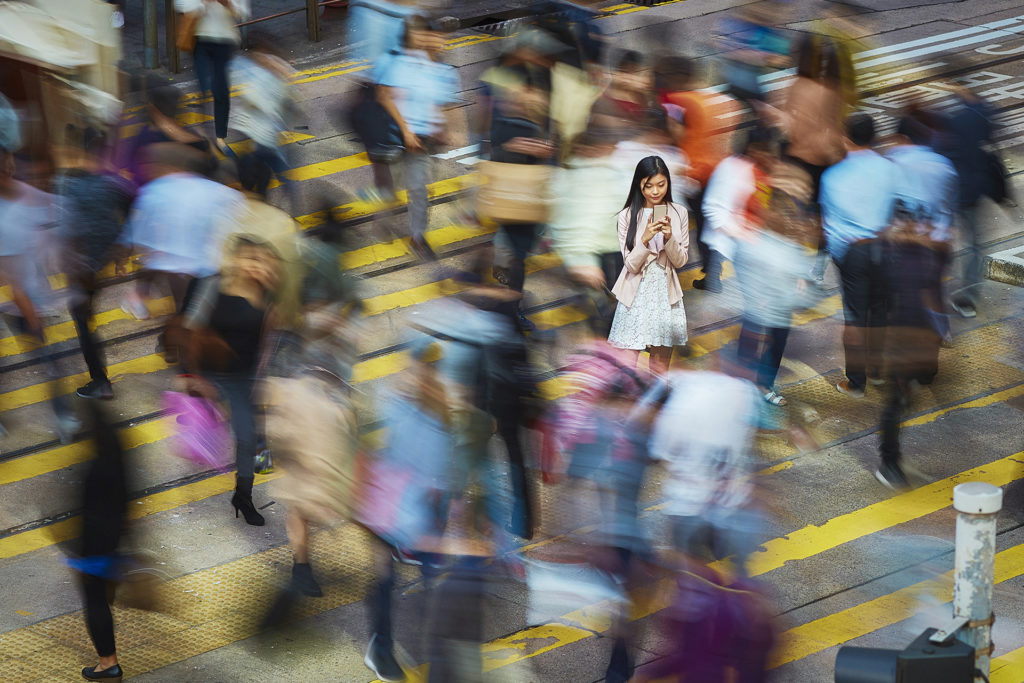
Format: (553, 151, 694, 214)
(122, 83, 213, 187)
(477, 33, 557, 329)
(701, 126, 778, 293)
(120, 143, 243, 320)
(608, 156, 689, 374)
(69, 405, 129, 681)
(588, 50, 653, 142)
(176, 0, 251, 153)
(820, 114, 898, 398)
(716, 2, 790, 115)
(229, 33, 299, 212)
(655, 55, 737, 289)
(54, 126, 134, 401)
(935, 84, 999, 319)
(375, 15, 462, 258)
(263, 235, 362, 595)
(734, 159, 818, 406)
(0, 145, 80, 442)
(646, 368, 763, 573)
(183, 234, 282, 526)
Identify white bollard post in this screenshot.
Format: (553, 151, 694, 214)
(952, 482, 1003, 682)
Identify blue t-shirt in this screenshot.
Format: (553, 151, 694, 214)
(374, 49, 459, 137)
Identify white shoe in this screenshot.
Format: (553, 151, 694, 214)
(121, 292, 150, 321)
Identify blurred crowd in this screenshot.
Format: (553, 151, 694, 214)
(0, 0, 1012, 681)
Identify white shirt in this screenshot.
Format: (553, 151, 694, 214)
(649, 371, 761, 517)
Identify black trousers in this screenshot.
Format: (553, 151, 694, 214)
(836, 241, 888, 390)
(500, 223, 541, 294)
(80, 574, 116, 657)
(70, 277, 108, 384)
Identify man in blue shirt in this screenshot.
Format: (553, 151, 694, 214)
(820, 114, 897, 398)
(885, 114, 958, 241)
(376, 16, 461, 259)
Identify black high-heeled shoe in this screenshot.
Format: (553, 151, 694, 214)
(231, 492, 265, 526)
(82, 663, 123, 681)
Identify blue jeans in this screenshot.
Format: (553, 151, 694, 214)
(212, 374, 256, 480)
(194, 40, 235, 139)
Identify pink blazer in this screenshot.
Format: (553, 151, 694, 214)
(610, 202, 689, 308)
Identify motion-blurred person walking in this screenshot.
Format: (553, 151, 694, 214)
(655, 55, 737, 290)
(701, 126, 778, 293)
(820, 114, 898, 398)
(175, 0, 251, 154)
(935, 84, 1002, 319)
(228, 33, 299, 212)
(374, 15, 463, 259)
(68, 405, 130, 681)
(54, 126, 134, 401)
(734, 159, 819, 406)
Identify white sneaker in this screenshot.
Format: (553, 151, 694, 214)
(121, 292, 150, 321)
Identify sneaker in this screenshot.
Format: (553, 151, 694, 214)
(835, 379, 865, 398)
(120, 292, 150, 321)
(55, 413, 82, 445)
(364, 633, 405, 682)
(76, 380, 114, 401)
(951, 300, 977, 319)
(254, 448, 274, 475)
(875, 462, 910, 491)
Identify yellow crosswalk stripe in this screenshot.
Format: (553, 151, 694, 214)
(770, 542, 1024, 668)
(992, 645, 1024, 682)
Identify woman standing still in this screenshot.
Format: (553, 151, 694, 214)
(184, 235, 281, 526)
(608, 156, 689, 375)
(177, 0, 251, 153)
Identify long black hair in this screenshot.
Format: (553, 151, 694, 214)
(623, 156, 674, 251)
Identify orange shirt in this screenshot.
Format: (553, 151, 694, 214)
(664, 90, 738, 187)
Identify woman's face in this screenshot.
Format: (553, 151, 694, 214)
(641, 173, 668, 206)
(236, 245, 279, 291)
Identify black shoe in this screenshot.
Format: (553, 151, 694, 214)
(692, 276, 707, 290)
(231, 492, 265, 526)
(875, 463, 910, 491)
(364, 633, 404, 682)
(76, 379, 114, 400)
(410, 234, 437, 261)
(702, 277, 723, 293)
(291, 562, 323, 597)
(82, 664, 123, 680)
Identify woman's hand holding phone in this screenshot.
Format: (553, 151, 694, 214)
(641, 219, 661, 247)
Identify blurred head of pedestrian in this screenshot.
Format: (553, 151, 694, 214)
(138, 142, 209, 184)
(654, 54, 698, 97)
(893, 105, 940, 148)
(403, 15, 447, 58)
(222, 234, 281, 297)
(741, 125, 778, 171)
(609, 50, 652, 104)
(794, 34, 843, 88)
(843, 112, 876, 151)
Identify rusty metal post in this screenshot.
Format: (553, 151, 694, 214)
(306, 0, 322, 42)
(144, 0, 159, 68)
(165, 0, 181, 73)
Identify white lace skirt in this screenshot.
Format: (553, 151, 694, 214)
(608, 263, 688, 350)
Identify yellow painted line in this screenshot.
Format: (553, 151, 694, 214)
(228, 130, 315, 155)
(749, 451, 1024, 576)
(0, 418, 173, 487)
(0, 468, 281, 560)
(532, 305, 589, 330)
(443, 35, 504, 50)
(291, 62, 371, 85)
(280, 151, 370, 183)
(992, 645, 1024, 682)
(903, 383, 1024, 428)
(770, 542, 1024, 668)
(0, 297, 174, 360)
(0, 353, 171, 413)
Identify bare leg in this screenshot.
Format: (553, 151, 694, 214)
(648, 346, 673, 375)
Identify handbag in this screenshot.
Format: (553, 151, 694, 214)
(476, 161, 552, 224)
(983, 149, 1012, 205)
(176, 12, 200, 53)
(162, 391, 233, 472)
